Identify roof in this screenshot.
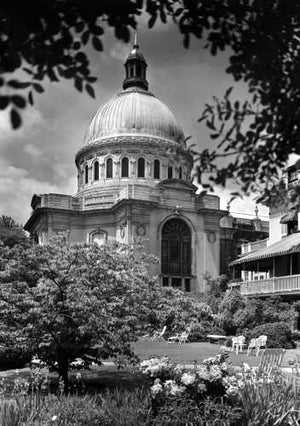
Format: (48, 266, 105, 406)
(83, 88, 185, 146)
(230, 232, 300, 266)
(280, 209, 297, 224)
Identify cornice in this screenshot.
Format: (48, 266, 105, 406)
(75, 135, 191, 165)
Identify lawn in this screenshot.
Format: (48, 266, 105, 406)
(132, 339, 299, 368)
(0, 340, 298, 395)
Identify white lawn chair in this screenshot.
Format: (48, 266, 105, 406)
(167, 327, 190, 345)
(247, 338, 258, 356)
(255, 335, 268, 356)
(231, 335, 246, 354)
(247, 335, 268, 356)
(151, 325, 167, 341)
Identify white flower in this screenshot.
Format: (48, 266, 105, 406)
(164, 380, 185, 396)
(242, 363, 251, 372)
(181, 372, 196, 386)
(51, 415, 58, 421)
(151, 379, 163, 395)
(76, 372, 82, 381)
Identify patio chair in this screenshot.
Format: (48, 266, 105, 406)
(231, 335, 246, 354)
(256, 335, 268, 356)
(247, 338, 258, 356)
(151, 325, 167, 341)
(167, 327, 190, 345)
(258, 348, 285, 377)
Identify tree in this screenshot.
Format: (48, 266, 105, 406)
(0, 233, 161, 391)
(0, 215, 29, 248)
(2, 1, 299, 194)
(0, 233, 213, 391)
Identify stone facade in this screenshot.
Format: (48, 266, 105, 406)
(25, 38, 228, 293)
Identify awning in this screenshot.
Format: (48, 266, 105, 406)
(230, 232, 300, 266)
(280, 209, 297, 224)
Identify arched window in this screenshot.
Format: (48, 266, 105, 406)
(161, 218, 191, 276)
(138, 157, 145, 178)
(85, 165, 89, 184)
(106, 158, 113, 179)
(179, 167, 182, 180)
(94, 161, 99, 181)
(154, 159, 160, 179)
(121, 157, 129, 178)
(168, 166, 173, 179)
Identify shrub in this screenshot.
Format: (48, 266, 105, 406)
(139, 352, 243, 425)
(0, 346, 32, 371)
(189, 322, 225, 342)
(236, 366, 300, 425)
(246, 322, 295, 349)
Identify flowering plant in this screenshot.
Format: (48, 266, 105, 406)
(140, 351, 235, 403)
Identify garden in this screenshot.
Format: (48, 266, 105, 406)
(0, 234, 300, 424)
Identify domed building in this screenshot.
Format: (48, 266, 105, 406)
(24, 38, 225, 293)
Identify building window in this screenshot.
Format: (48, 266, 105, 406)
(94, 161, 99, 181)
(168, 166, 173, 179)
(184, 278, 191, 292)
(179, 167, 182, 179)
(161, 218, 191, 276)
(154, 159, 160, 179)
(85, 165, 88, 184)
(106, 158, 113, 179)
(121, 157, 129, 178)
(138, 157, 145, 178)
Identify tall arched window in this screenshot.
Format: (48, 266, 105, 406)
(161, 218, 191, 276)
(168, 166, 173, 179)
(85, 165, 89, 184)
(154, 159, 160, 179)
(179, 167, 182, 180)
(138, 157, 145, 178)
(106, 158, 113, 179)
(121, 157, 129, 178)
(94, 161, 99, 181)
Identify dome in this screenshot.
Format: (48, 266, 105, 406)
(83, 87, 185, 145)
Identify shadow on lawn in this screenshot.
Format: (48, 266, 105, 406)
(0, 367, 151, 397)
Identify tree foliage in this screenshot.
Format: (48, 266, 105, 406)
(0, 233, 161, 390)
(0, 233, 214, 390)
(0, 215, 29, 248)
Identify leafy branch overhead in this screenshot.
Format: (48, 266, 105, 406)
(1, 0, 300, 193)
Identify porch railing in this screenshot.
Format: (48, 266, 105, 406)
(240, 274, 300, 296)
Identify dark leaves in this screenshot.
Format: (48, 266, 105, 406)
(11, 95, 26, 109)
(0, 96, 9, 110)
(10, 109, 21, 129)
(32, 83, 45, 93)
(75, 77, 83, 92)
(8, 80, 31, 89)
(92, 36, 103, 51)
(85, 83, 95, 98)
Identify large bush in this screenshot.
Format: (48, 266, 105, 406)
(234, 296, 294, 333)
(0, 346, 32, 371)
(245, 322, 295, 349)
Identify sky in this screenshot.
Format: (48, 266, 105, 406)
(0, 15, 270, 225)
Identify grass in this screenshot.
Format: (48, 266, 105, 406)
(132, 339, 300, 368)
(0, 340, 298, 395)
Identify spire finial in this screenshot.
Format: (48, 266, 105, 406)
(255, 205, 259, 217)
(123, 32, 148, 91)
(133, 31, 138, 48)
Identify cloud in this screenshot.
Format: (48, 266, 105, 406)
(23, 144, 43, 159)
(0, 158, 76, 225)
(109, 41, 129, 62)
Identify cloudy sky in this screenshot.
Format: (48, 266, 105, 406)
(0, 15, 269, 225)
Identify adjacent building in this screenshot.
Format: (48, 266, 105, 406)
(230, 159, 300, 298)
